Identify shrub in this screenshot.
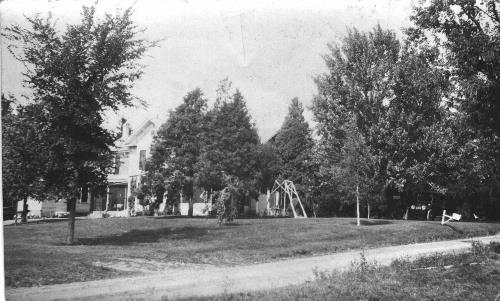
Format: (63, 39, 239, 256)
(214, 188, 238, 226)
(127, 196, 135, 215)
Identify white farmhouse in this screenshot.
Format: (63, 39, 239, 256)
(18, 119, 157, 218)
(90, 119, 157, 217)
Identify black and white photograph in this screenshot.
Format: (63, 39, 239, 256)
(1, 0, 500, 300)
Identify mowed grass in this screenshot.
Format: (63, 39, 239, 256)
(184, 242, 500, 301)
(4, 217, 500, 288)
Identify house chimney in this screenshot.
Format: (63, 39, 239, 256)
(123, 122, 132, 140)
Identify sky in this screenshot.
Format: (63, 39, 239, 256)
(0, 0, 413, 141)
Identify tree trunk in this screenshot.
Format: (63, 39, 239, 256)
(188, 198, 193, 217)
(21, 196, 28, 223)
(89, 189, 95, 213)
(356, 184, 360, 226)
(367, 202, 370, 219)
(66, 198, 76, 245)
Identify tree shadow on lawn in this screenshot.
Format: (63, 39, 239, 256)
(70, 226, 223, 246)
(151, 215, 213, 220)
(9, 218, 69, 226)
(443, 223, 465, 234)
(349, 219, 393, 226)
(150, 216, 246, 224)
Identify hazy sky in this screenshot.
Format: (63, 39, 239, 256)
(0, 0, 412, 141)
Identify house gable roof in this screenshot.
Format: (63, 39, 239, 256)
(121, 119, 156, 147)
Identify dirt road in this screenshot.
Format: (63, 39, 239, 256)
(6, 234, 500, 301)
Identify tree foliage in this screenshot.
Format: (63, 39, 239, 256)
(311, 23, 484, 218)
(411, 0, 500, 218)
(2, 95, 47, 222)
(3, 6, 155, 242)
(195, 82, 261, 209)
(254, 143, 282, 193)
(333, 117, 383, 223)
(273, 98, 314, 189)
(412, 0, 500, 138)
(313, 25, 400, 154)
(312, 25, 400, 216)
(149, 88, 208, 204)
(382, 37, 451, 194)
(147, 80, 262, 219)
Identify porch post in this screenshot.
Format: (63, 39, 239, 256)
(105, 186, 110, 212)
(126, 178, 131, 215)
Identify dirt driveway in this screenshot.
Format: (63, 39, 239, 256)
(6, 234, 500, 301)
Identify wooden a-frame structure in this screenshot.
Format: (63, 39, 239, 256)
(267, 180, 307, 218)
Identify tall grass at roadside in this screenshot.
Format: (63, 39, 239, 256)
(177, 242, 500, 301)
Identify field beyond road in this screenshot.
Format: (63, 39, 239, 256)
(4, 217, 500, 288)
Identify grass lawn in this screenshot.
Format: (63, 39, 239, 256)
(184, 242, 500, 301)
(4, 216, 500, 288)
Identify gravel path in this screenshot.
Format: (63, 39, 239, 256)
(6, 234, 500, 301)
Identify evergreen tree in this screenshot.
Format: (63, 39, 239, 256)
(147, 80, 262, 217)
(196, 82, 260, 212)
(272, 98, 316, 214)
(148, 88, 208, 204)
(273, 98, 314, 186)
(254, 143, 282, 193)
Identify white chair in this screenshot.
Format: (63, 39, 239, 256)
(441, 210, 462, 225)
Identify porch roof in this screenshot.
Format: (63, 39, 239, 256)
(107, 174, 128, 185)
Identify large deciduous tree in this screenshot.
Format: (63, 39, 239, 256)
(313, 25, 399, 153)
(381, 36, 451, 213)
(3, 6, 155, 243)
(312, 24, 470, 218)
(2, 95, 47, 222)
(312, 25, 399, 216)
(412, 0, 500, 137)
(412, 0, 500, 219)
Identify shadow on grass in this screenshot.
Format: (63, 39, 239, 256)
(443, 223, 465, 234)
(73, 226, 221, 246)
(150, 215, 295, 220)
(11, 218, 70, 226)
(349, 219, 393, 226)
(150, 215, 213, 220)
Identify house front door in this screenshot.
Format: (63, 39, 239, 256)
(109, 185, 127, 211)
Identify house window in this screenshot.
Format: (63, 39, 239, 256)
(139, 150, 146, 171)
(80, 187, 88, 203)
(114, 154, 121, 175)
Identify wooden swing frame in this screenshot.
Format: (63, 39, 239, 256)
(266, 180, 307, 218)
